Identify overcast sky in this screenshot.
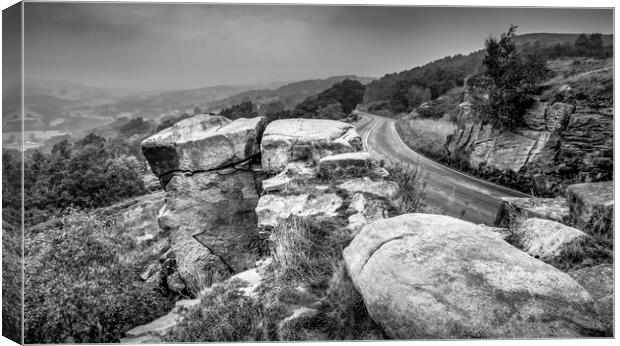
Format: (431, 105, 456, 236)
(24, 3, 613, 91)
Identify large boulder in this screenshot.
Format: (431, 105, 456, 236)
(343, 214, 603, 339)
(512, 218, 589, 262)
(569, 264, 614, 335)
(565, 181, 613, 236)
(141, 115, 265, 177)
(260, 118, 363, 172)
(495, 197, 570, 228)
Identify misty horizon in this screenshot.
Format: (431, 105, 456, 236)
(23, 3, 613, 92)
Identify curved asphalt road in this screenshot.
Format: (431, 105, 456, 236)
(354, 111, 532, 225)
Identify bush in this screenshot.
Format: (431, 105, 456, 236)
(24, 211, 172, 343)
(24, 134, 147, 225)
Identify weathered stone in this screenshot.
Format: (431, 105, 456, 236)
(166, 271, 186, 294)
(522, 101, 549, 130)
(318, 152, 372, 177)
(171, 232, 230, 295)
(344, 214, 602, 339)
(347, 213, 367, 235)
(140, 262, 160, 282)
(565, 181, 613, 235)
(477, 224, 511, 241)
(230, 267, 264, 298)
(513, 218, 589, 262)
(495, 197, 570, 228)
(569, 264, 613, 334)
(125, 312, 180, 339)
(560, 112, 613, 182)
(255, 193, 342, 229)
(163, 170, 261, 292)
(261, 118, 363, 172)
(141, 115, 265, 177)
(261, 162, 317, 193)
(545, 102, 574, 132)
(337, 178, 399, 201)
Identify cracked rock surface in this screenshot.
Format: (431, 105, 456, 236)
(260, 118, 363, 172)
(343, 213, 603, 339)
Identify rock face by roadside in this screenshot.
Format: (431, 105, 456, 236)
(343, 213, 603, 339)
(495, 197, 570, 228)
(444, 96, 612, 196)
(260, 118, 363, 172)
(142, 114, 265, 177)
(512, 218, 589, 262)
(565, 181, 614, 236)
(141, 116, 266, 296)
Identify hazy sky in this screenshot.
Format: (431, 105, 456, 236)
(24, 3, 613, 91)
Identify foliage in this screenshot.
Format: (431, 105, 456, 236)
(220, 100, 258, 120)
(156, 112, 193, 132)
(474, 25, 549, 130)
(24, 211, 172, 343)
(293, 79, 365, 119)
(521, 33, 613, 60)
(364, 51, 483, 114)
(2, 150, 23, 343)
(119, 117, 152, 137)
(24, 133, 147, 226)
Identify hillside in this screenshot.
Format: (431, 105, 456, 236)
(363, 32, 613, 115)
(208, 75, 374, 111)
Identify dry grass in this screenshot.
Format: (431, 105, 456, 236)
(396, 115, 457, 159)
(384, 161, 426, 214)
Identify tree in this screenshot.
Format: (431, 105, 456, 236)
(292, 79, 365, 118)
(574, 33, 589, 49)
(219, 101, 258, 120)
(477, 25, 548, 130)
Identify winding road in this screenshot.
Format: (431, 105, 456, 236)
(354, 111, 532, 225)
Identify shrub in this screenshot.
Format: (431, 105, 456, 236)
(166, 279, 265, 342)
(24, 134, 147, 226)
(24, 211, 172, 343)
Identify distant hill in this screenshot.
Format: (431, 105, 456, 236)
(208, 75, 375, 111)
(515, 33, 613, 48)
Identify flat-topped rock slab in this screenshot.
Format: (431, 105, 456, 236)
(495, 197, 569, 228)
(261, 118, 363, 172)
(318, 152, 372, 177)
(142, 114, 265, 177)
(514, 218, 589, 262)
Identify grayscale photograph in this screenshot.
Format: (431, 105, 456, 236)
(1, 1, 615, 344)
